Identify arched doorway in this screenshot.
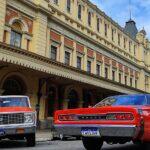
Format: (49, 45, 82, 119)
(67, 90, 79, 109)
(2, 75, 26, 95)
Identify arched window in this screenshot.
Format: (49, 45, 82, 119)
(2, 76, 26, 95)
(78, 5, 82, 20)
(10, 21, 22, 48)
(88, 12, 91, 26)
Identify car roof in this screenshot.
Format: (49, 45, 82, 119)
(110, 94, 150, 99)
(0, 95, 29, 98)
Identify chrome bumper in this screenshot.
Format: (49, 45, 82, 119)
(54, 124, 138, 138)
(0, 125, 36, 137)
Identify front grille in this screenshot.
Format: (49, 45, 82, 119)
(78, 115, 106, 120)
(0, 113, 24, 125)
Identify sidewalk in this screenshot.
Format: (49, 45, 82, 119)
(36, 130, 53, 142)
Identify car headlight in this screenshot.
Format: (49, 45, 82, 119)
(24, 113, 35, 124)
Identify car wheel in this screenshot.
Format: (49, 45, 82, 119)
(82, 137, 103, 150)
(59, 134, 67, 141)
(26, 133, 36, 147)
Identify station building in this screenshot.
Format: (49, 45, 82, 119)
(0, 0, 150, 128)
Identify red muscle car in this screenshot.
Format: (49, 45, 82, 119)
(54, 94, 150, 150)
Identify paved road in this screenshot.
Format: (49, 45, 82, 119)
(0, 140, 142, 150)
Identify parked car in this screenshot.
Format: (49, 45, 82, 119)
(54, 94, 150, 150)
(0, 96, 36, 147)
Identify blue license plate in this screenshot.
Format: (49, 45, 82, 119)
(0, 129, 5, 136)
(81, 128, 100, 137)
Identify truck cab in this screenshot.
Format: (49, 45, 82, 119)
(0, 96, 36, 147)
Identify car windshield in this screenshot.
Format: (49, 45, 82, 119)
(0, 97, 29, 107)
(94, 95, 147, 107)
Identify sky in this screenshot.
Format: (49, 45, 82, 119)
(90, 0, 150, 38)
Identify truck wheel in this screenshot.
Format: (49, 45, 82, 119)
(26, 133, 36, 147)
(82, 137, 103, 150)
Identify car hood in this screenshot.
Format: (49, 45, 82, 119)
(0, 107, 34, 113)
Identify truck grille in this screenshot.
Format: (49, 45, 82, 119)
(0, 113, 24, 125)
(78, 115, 106, 120)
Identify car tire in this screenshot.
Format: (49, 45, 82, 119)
(26, 133, 36, 147)
(82, 137, 103, 150)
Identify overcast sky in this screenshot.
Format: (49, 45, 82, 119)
(90, 0, 150, 38)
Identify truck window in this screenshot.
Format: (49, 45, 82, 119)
(0, 97, 29, 107)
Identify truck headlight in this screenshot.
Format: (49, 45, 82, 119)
(24, 113, 35, 124)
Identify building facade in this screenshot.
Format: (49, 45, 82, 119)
(0, 0, 150, 128)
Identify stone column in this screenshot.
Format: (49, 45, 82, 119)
(0, 0, 6, 42)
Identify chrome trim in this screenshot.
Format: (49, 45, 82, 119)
(0, 124, 36, 129)
(55, 124, 136, 128)
(54, 124, 138, 138)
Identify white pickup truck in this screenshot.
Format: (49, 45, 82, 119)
(0, 96, 36, 147)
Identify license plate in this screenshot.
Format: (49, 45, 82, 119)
(0, 129, 5, 136)
(81, 128, 100, 137)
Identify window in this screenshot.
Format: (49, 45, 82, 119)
(77, 56, 81, 69)
(51, 45, 57, 60)
(10, 31, 22, 48)
(54, 0, 58, 4)
(125, 76, 127, 85)
(135, 80, 137, 88)
(124, 38, 126, 49)
(104, 23, 107, 37)
(96, 64, 100, 76)
(105, 67, 108, 79)
(65, 51, 70, 65)
(87, 61, 91, 73)
(134, 45, 136, 56)
(3, 30, 7, 43)
(97, 18, 100, 32)
(119, 73, 122, 83)
(130, 78, 133, 87)
(118, 33, 121, 46)
(112, 70, 115, 81)
(27, 39, 30, 51)
(129, 41, 131, 52)
(67, 0, 71, 12)
(78, 5, 82, 20)
(88, 12, 91, 26)
(112, 28, 114, 41)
